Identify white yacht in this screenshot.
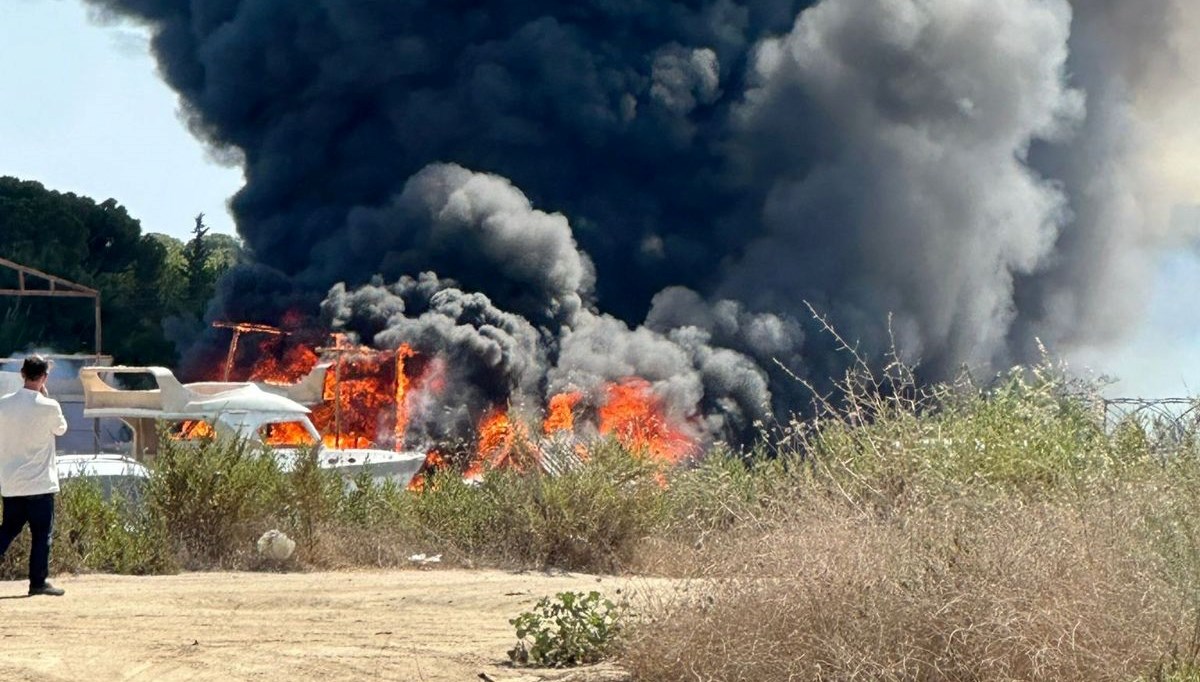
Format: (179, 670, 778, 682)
(79, 365, 426, 486)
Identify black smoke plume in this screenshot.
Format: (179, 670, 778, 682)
(84, 0, 1195, 447)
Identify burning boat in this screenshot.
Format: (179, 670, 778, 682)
(175, 318, 706, 486)
(79, 365, 426, 485)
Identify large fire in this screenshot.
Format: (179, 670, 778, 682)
(262, 421, 317, 447)
(393, 345, 415, 451)
(465, 410, 515, 478)
(214, 321, 700, 477)
(249, 343, 319, 385)
(543, 391, 582, 435)
(597, 378, 697, 464)
(309, 341, 414, 450)
(216, 324, 424, 451)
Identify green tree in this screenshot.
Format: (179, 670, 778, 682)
(184, 213, 213, 314)
(0, 177, 238, 365)
(204, 233, 241, 273)
(146, 232, 187, 306)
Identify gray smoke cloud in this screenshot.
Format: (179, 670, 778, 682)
(650, 45, 722, 118)
(1013, 0, 1197, 360)
(322, 162, 597, 328)
(320, 167, 774, 446)
(83, 0, 1198, 445)
(80, 0, 807, 322)
(721, 0, 1084, 374)
(646, 286, 806, 417)
(322, 272, 547, 445)
(552, 310, 772, 443)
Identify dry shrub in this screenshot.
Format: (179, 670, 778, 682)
(1, 479, 176, 579)
(145, 432, 289, 568)
(405, 440, 665, 573)
(298, 524, 423, 569)
(621, 323, 1199, 680)
(624, 490, 1189, 682)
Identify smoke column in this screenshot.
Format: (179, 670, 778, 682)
(83, 0, 1199, 445)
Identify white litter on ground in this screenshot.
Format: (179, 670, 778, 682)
(257, 529, 296, 561)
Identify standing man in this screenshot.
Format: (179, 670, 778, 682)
(0, 355, 68, 596)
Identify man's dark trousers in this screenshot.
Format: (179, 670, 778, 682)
(0, 493, 55, 588)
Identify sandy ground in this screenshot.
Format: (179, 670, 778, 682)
(0, 568, 659, 681)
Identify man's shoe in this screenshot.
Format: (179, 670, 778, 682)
(28, 583, 64, 597)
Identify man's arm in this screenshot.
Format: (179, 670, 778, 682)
(48, 402, 67, 437)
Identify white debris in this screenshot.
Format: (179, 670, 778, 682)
(257, 529, 296, 561)
(407, 553, 442, 565)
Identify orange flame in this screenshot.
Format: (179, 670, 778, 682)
(222, 325, 429, 452)
(469, 410, 511, 477)
(223, 320, 701, 478)
(323, 434, 370, 449)
(394, 345, 415, 451)
(308, 341, 420, 451)
(466, 409, 536, 478)
(478, 410, 511, 460)
(261, 421, 317, 447)
(598, 378, 696, 464)
(174, 420, 214, 440)
(407, 449, 448, 492)
(543, 391, 582, 434)
(249, 343, 319, 385)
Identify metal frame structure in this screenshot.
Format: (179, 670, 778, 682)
(0, 256, 102, 353)
(212, 321, 287, 381)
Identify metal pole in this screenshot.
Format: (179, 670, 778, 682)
(94, 296, 102, 354)
(394, 350, 403, 452)
(223, 330, 242, 381)
(334, 355, 343, 447)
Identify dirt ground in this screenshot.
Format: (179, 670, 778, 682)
(0, 568, 661, 681)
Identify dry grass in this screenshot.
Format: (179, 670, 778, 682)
(624, 488, 1189, 681)
(295, 524, 425, 569)
(621, 326, 1200, 681)
(619, 377, 1200, 680)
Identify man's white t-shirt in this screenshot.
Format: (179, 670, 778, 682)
(0, 388, 68, 497)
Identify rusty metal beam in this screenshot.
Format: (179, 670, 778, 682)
(0, 256, 99, 295)
(95, 297, 102, 358)
(0, 289, 98, 298)
(0, 257, 103, 353)
(213, 321, 288, 381)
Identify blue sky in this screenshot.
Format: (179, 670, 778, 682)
(0, 0, 243, 239)
(1072, 246, 1200, 398)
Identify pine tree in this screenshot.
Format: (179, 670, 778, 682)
(184, 213, 213, 314)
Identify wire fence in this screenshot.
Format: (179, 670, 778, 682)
(1097, 397, 1200, 456)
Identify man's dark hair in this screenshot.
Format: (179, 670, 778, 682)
(20, 355, 50, 382)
